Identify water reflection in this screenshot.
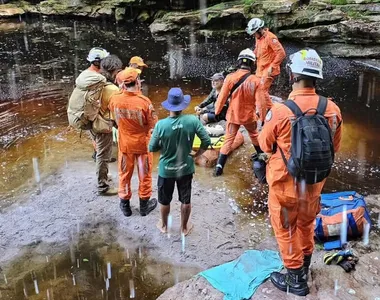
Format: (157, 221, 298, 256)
(0, 228, 199, 300)
(0, 17, 379, 211)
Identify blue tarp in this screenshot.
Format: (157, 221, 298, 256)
(199, 250, 283, 300)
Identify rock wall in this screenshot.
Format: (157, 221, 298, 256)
(0, 0, 380, 57)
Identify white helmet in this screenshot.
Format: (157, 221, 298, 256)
(246, 18, 265, 35)
(87, 47, 110, 63)
(237, 48, 256, 62)
(287, 49, 323, 79)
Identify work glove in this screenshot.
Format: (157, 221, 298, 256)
(323, 250, 359, 272)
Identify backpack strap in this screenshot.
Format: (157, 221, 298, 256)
(278, 99, 303, 171)
(317, 96, 328, 115)
(283, 99, 303, 117)
(227, 72, 251, 100)
(279, 146, 287, 167)
(284, 99, 303, 118)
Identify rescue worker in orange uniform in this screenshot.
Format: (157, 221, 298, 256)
(109, 68, 158, 217)
(258, 49, 342, 296)
(246, 18, 286, 123)
(214, 49, 263, 176)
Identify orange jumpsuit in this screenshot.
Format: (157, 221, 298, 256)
(109, 91, 158, 201)
(258, 88, 342, 269)
(254, 29, 286, 122)
(215, 69, 261, 155)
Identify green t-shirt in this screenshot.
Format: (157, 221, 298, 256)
(149, 114, 211, 178)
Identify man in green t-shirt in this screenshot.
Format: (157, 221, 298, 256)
(149, 87, 211, 236)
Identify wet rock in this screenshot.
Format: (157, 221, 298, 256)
(279, 20, 380, 44)
(149, 20, 180, 34)
(137, 11, 150, 22)
(150, 2, 247, 35)
(272, 8, 346, 29)
(115, 7, 126, 22)
(261, 0, 298, 14)
(205, 6, 247, 29)
(339, 3, 380, 15)
(0, 4, 25, 17)
(317, 43, 380, 58)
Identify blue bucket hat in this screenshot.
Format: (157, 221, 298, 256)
(161, 87, 191, 112)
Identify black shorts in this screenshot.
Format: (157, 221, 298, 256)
(157, 174, 193, 205)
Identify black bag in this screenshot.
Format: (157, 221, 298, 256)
(216, 72, 251, 121)
(279, 96, 334, 184)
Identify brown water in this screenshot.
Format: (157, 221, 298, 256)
(0, 228, 199, 300)
(0, 16, 380, 299)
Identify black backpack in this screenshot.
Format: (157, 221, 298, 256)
(279, 96, 334, 184)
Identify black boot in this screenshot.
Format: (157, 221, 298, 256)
(214, 154, 228, 177)
(120, 199, 132, 217)
(139, 198, 157, 216)
(303, 254, 312, 275)
(270, 267, 309, 296)
(254, 145, 263, 154)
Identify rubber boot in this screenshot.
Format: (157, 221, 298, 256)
(214, 154, 228, 177)
(120, 199, 132, 217)
(139, 198, 158, 216)
(303, 254, 312, 275)
(270, 267, 309, 296)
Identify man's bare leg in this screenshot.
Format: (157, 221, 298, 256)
(181, 203, 193, 236)
(157, 204, 170, 233)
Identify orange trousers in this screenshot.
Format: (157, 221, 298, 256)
(118, 152, 152, 201)
(268, 189, 321, 269)
(257, 77, 274, 122)
(220, 122, 259, 155)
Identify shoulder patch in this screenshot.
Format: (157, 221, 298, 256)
(272, 38, 278, 44)
(265, 110, 272, 122)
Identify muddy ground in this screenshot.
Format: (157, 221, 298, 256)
(0, 160, 253, 278)
(0, 159, 379, 299)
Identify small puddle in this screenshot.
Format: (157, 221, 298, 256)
(0, 226, 200, 300)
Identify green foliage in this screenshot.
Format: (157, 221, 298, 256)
(330, 0, 348, 5)
(244, 0, 256, 5)
(346, 9, 368, 20)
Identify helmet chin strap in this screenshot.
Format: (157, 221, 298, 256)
(257, 28, 265, 38)
(288, 68, 297, 85)
(289, 72, 316, 86)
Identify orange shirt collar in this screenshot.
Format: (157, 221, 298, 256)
(289, 88, 316, 98)
(257, 28, 268, 40)
(122, 90, 141, 96)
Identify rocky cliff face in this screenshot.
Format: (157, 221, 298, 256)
(0, 0, 380, 57)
